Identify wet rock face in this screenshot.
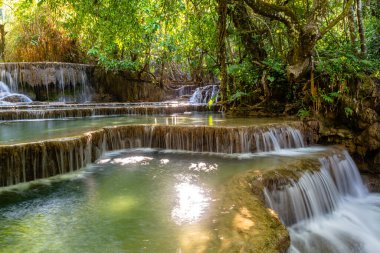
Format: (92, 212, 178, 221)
(0, 94, 30, 103)
(358, 108, 379, 129)
(211, 156, 330, 252)
(92, 68, 166, 102)
(366, 123, 380, 151)
(352, 122, 380, 172)
(362, 173, 380, 192)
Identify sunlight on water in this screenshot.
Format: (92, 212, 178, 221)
(0, 148, 331, 252)
(188, 162, 218, 172)
(111, 156, 153, 166)
(0, 113, 292, 145)
(171, 181, 211, 225)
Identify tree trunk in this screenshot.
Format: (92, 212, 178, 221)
(356, 0, 367, 57)
(217, 0, 228, 105)
(347, 0, 358, 52)
(0, 24, 5, 61)
(286, 23, 320, 82)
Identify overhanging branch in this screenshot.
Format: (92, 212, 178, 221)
(319, 0, 354, 37)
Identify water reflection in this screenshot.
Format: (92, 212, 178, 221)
(97, 156, 153, 166)
(171, 181, 210, 225)
(188, 162, 218, 172)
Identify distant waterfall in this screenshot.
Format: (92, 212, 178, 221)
(0, 62, 93, 102)
(189, 85, 219, 104)
(0, 81, 32, 104)
(264, 150, 380, 253)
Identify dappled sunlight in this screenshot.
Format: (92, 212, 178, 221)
(267, 208, 280, 220)
(188, 162, 218, 172)
(233, 207, 255, 232)
(97, 156, 153, 166)
(112, 156, 153, 165)
(160, 158, 170, 165)
(177, 225, 212, 253)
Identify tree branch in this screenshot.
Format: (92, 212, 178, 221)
(242, 0, 300, 36)
(319, 0, 354, 37)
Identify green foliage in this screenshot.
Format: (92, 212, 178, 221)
(5, 0, 84, 62)
(366, 16, 380, 58)
(228, 60, 259, 86)
(228, 90, 249, 103)
(3, 0, 380, 113)
(55, 0, 216, 73)
(344, 107, 354, 118)
(297, 108, 310, 120)
(208, 95, 217, 109)
(262, 58, 287, 88)
(321, 91, 339, 104)
(316, 50, 380, 81)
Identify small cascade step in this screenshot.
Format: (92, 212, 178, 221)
(189, 85, 219, 104)
(262, 148, 380, 253)
(0, 104, 219, 120)
(264, 149, 367, 226)
(0, 122, 313, 186)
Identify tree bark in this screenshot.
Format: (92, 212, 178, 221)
(0, 24, 5, 61)
(356, 0, 367, 57)
(217, 0, 228, 105)
(347, 0, 358, 52)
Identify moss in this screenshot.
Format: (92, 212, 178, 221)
(199, 157, 324, 253)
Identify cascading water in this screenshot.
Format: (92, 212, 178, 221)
(0, 123, 309, 186)
(189, 85, 219, 104)
(264, 150, 380, 253)
(0, 106, 378, 253)
(254, 126, 305, 152)
(0, 63, 92, 102)
(0, 81, 32, 104)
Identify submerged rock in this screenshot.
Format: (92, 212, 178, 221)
(209, 172, 290, 253)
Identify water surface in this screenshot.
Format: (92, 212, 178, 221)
(0, 148, 319, 253)
(0, 113, 292, 145)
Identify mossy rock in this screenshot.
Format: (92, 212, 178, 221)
(201, 158, 322, 253)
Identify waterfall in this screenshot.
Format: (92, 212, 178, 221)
(175, 85, 196, 97)
(0, 81, 32, 104)
(189, 85, 219, 104)
(0, 63, 93, 102)
(264, 150, 380, 253)
(0, 123, 311, 186)
(0, 104, 217, 120)
(254, 127, 304, 152)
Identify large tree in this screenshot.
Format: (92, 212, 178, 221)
(233, 0, 355, 82)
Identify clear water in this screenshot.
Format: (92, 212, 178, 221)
(0, 149, 305, 253)
(0, 113, 291, 145)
